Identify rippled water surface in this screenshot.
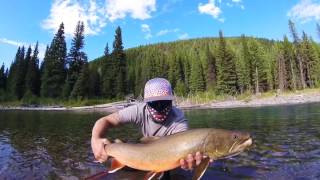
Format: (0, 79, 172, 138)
(1, 103, 320, 179)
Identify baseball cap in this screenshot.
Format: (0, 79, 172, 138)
(144, 78, 174, 102)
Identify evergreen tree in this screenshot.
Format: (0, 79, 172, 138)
(248, 40, 268, 93)
(25, 42, 40, 96)
(101, 55, 115, 98)
(205, 44, 217, 90)
(240, 35, 252, 92)
(88, 68, 101, 97)
(7, 47, 20, 99)
(104, 43, 109, 56)
(216, 30, 238, 94)
(66, 21, 87, 98)
(15, 46, 27, 99)
(0, 63, 6, 90)
(41, 23, 67, 98)
(301, 32, 319, 88)
(289, 20, 306, 89)
(70, 61, 89, 99)
(189, 57, 205, 93)
(175, 79, 187, 96)
(112, 26, 127, 98)
(277, 36, 296, 91)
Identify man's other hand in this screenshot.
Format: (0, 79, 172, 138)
(91, 137, 110, 163)
(179, 152, 213, 170)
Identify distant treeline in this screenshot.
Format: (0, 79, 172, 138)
(1, 20, 320, 103)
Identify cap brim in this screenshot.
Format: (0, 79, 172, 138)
(144, 95, 174, 102)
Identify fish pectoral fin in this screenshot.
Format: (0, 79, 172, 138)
(108, 158, 126, 173)
(192, 157, 210, 180)
(144, 171, 164, 180)
(139, 136, 161, 144)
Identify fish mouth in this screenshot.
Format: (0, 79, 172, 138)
(224, 137, 252, 159)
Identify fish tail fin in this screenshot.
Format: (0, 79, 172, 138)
(144, 171, 164, 180)
(108, 158, 126, 173)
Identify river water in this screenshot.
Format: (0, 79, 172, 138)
(0, 103, 320, 179)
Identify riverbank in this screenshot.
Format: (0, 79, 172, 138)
(178, 90, 320, 109)
(1, 89, 320, 112)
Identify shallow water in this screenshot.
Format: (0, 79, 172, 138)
(0, 103, 320, 179)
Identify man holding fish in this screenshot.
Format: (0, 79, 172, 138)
(90, 78, 252, 179)
(91, 78, 207, 171)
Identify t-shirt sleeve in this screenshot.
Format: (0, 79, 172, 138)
(170, 118, 189, 134)
(117, 104, 141, 125)
(169, 108, 189, 135)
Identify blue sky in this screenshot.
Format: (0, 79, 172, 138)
(1, 0, 320, 69)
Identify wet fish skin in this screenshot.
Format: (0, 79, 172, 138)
(105, 128, 252, 172)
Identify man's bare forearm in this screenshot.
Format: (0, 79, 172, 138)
(92, 113, 120, 138)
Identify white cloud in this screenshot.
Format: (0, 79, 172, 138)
(157, 29, 169, 36)
(287, 0, 320, 23)
(42, 0, 156, 37)
(0, 38, 47, 59)
(42, 0, 106, 36)
(141, 24, 152, 39)
(105, 0, 156, 22)
(156, 28, 179, 36)
(141, 24, 151, 32)
(178, 33, 189, 40)
(226, 0, 244, 9)
(198, 0, 245, 21)
(0, 38, 22, 47)
(198, 0, 222, 19)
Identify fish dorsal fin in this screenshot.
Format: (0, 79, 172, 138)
(144, 171, 164, 180)
(140, 136, 160, 144)
(192, 157, 210, 180)
(108, 158, 126, 173)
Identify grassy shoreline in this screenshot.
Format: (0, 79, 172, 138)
(1, 88, 320, 111)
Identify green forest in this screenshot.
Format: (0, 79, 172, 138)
(1, 20, 320, 106)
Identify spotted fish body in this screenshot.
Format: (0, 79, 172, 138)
(105, 128, 252, 179)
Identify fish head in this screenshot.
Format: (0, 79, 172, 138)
(205, 129, 252, 159)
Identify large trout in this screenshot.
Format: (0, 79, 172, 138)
(92, 128, 252, 180)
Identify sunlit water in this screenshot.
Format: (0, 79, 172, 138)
(1, 103, 320, 179)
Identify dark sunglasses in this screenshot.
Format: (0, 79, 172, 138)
(147, 100, 172, 111)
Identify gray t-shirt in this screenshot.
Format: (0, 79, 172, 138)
(118, 103, 188, 137)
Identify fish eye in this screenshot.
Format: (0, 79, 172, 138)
(233, 134, 238, 140)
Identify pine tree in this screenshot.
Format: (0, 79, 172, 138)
(278, 36, 296, 91)
(240, 35, 252, 92)
(66, 21, 87, 98)
(89, 68, 101, 97)
(112, 26, 127, 98)
(101, 55, 115, 98)
(104, 43, 109, 56)
(15, 46, 28, 99)
(0, 63, 6, 90)
(205, 44, 217, 90)
(25, 42, 40, 96)
(301, 32, 319, 88)
(289, 20, 306, 89)
(248, 40, 268, 93)
(70, 61, 89, 99)
(189, 57, 205, 93)
(41, 22, 67, 98)
(216, 30, 238, 95)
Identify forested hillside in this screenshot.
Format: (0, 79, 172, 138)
(1, 20, 320, 104)
(91, 20, 320, 99)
